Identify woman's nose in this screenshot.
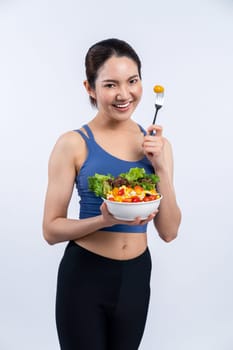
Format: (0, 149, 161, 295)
(116, 86, 130, 100)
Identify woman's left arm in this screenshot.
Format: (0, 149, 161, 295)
(143, 125, 182, 242)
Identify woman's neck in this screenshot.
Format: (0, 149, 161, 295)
(89, 115, 136, 132)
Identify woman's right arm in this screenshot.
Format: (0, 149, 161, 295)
(42, 132, 109, 245)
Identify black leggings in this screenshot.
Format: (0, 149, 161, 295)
(56, 241, 152, 350)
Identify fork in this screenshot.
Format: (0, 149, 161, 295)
(150, 86, 164, 135)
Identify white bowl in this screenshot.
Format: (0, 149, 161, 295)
(103, 195, 162, 221)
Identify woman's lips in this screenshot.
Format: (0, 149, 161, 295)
(112, 101, 131, 110)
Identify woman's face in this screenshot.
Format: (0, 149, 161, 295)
(88, 55, 142, 121)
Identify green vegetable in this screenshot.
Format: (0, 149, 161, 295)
(119, 167, 160, 190)
(88, 173, 113, 197)
(119, 167, 146, 182)
(88, 167, 160, 198)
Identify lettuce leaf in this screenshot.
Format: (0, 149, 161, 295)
(88, 173, 113, 197)
(119, 167, 146, 182)
(119, 168, 160, 190)
(88, 168, 160, 198)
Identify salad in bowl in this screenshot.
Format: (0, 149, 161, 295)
(88, 167, 162, 220)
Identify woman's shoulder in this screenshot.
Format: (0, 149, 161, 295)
(48, 129, 87, 172)
(56, 129, 84, 146)
(50, 129, 86, 159)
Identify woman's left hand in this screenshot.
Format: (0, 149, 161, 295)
(143, 124, 166, 170)
(100, 202, 158, 226)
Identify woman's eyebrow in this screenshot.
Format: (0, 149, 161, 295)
(101, 79, 118, 83)
(101, 75, 139, 83)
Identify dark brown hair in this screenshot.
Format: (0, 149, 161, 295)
(85, 38, 142, 106)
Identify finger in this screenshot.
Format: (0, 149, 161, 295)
(147, 124, 163, 136)
(100, 202, 107, 211)
(101, 202, 112, 216)
(146, 211, 157, 221)
(141, 211, 158, 224)
(133, 212, 157, 225)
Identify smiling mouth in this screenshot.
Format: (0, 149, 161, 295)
(113, 102, 131, 109)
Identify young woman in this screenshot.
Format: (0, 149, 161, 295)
(43, 38, 181, 350)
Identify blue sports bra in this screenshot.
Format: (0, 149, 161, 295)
(74, 124, 155, 233)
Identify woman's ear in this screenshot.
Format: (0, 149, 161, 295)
(83, 80, 96, 100)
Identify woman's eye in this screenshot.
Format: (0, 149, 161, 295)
(130, 78, 138, 84)
(104, 83, 115, 88)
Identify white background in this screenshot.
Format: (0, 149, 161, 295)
(0, 0, 233, 349)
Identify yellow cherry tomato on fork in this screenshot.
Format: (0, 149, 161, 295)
(153, 85, 164, 93)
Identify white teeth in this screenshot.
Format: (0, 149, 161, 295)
(115, 102, 130, 108)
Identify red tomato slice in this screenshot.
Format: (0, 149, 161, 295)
(131, 196, 141, 202)
(143, 196, 151, 202)
(143, 195, 157, 202)
(149, 195, 157, 200)
(118, 188, 125, 196)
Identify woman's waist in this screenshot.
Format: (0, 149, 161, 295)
(74, 231, 148, 260)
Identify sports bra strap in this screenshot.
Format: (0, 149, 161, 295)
(74, 124, 94, 141)
(82, 124, 94, 139)
(138, 124, 146, 135)
(75, 123, 146, 140)
(74, 129, 89, 142)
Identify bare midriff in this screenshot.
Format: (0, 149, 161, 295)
(75, 231, 148, 260)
